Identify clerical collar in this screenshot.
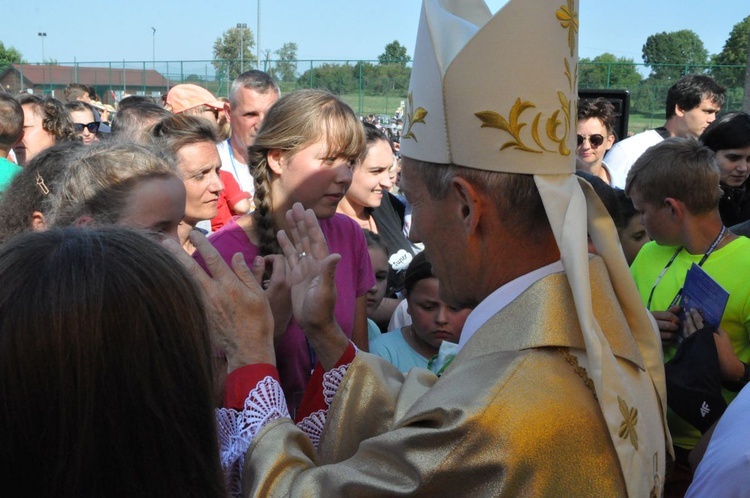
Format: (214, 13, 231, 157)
(457, 260, 564, 351)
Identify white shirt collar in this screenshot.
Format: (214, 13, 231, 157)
(457, 260, 564, 350)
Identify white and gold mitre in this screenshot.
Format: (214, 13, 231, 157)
(402, 2, 671, 496)
(400, 0, 577, 174)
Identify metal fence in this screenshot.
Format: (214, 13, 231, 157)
(3, 59, 746, 133)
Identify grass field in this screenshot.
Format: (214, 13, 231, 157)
(626, 112, 663, 135)
(339, 93, 408, 118)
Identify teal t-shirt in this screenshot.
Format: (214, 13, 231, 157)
(0, 157, 21, 192)
(369, 328, 429, 373)
(631, 237, 750, 449)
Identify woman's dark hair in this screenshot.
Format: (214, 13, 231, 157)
(575, 171, 620, 224)
(0, 227, 225, 496)
(404, 251, 433, 297)
(16, 94, 77, 143)
(0, 141, 85, 243)
(577, 97, 617, 136)
(699, 111, 750, 152)
(364, 229, 389, 257)
(614, 188, 637, 230)
(363, 121, 392, 147)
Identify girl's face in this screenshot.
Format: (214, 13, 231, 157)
(365, 247, 389, 316)
(271, 135, 354, 219)
(407, 277, 470, 351)
(346, 139, 394, 209)
(618, 214, 650, 265)
(118, 176, 186, 240)
(715, 146, 750, 188)
(176, 141, 223, 225)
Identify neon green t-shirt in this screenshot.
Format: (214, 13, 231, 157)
(631, 237, 750, 450)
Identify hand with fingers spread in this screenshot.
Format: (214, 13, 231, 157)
(164, 230, 275, 372)
(278, 203, 350, 369)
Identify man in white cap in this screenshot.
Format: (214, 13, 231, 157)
(176, 0, 671, 496)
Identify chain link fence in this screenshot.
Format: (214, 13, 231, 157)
(1, 59, 745, 133)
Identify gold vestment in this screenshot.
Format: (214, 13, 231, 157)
(245, 258, 666, 497)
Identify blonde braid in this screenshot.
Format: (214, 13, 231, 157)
(251, 152, 281, 257)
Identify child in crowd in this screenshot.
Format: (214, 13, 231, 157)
(0, 141, 85, 243)
(370, 252, 471, 373)
(49, 141, 185, 240)
(199, 89, 374, 411)
(364, 230, 390, 342)
(0, 94, 23, 192)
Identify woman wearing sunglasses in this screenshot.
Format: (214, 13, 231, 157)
(65, 101, 100, 145)
(576, 98, 616, 185)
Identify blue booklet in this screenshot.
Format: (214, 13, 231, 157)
(679, 263, 729, 331)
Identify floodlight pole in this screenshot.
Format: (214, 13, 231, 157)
(257, 0, 261, 70)
(152, 27, 156, 70)
(38, 32, 47, 63)
(237, 23, 247, 74)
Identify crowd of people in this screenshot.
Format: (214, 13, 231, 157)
(0, 0, 748, 496)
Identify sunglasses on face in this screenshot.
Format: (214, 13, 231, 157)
(74, 121, 100, 134)
(577, 134, 604, 148)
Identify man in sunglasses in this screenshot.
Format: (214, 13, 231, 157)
(606, 75, 725, 189)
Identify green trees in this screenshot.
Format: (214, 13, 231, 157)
(0, 41, 24, 70)
(273, 42, 298, 83)
(711, 15, 750, 88)
(578, 53, 642, 90)
(378, 41, 411, 66)
(296, 41, 412, 97)
(642, 30, 709, 82)
(212, 26, 256, 81)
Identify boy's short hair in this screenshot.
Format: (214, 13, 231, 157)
(0, 94, 24, 150)
(625, 137, 721, 215)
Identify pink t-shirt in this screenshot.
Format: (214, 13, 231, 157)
(197, 214, 374, 410)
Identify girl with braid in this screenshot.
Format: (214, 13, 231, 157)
(198, 90, 374, 411)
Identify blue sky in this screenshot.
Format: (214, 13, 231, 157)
(2, 1, 748, 68)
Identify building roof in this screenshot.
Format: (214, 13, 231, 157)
(2, 64, 170, 88)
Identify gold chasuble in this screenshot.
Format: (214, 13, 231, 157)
(245, 258, 664, 496)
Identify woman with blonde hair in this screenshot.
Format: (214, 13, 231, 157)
(201, 89, 374, 411)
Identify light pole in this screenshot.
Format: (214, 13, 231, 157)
(257, 0, 261, 70)
(38, 32, 47, 63)
(236, 23, 247, 74)
(151, 27, 156, 69)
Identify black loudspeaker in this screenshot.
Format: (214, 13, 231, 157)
(578, 89, 630, 142)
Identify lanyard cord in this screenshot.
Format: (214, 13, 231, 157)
(646, 225, 727, 310)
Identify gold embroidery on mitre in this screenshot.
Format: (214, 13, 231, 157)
(475, 4, 577, 157)
(556, 0, 578, 57)
(617, 396, 639, 450)
(403, 92, 427, 142)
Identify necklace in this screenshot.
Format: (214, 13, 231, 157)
(646, 225, 727, 309)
